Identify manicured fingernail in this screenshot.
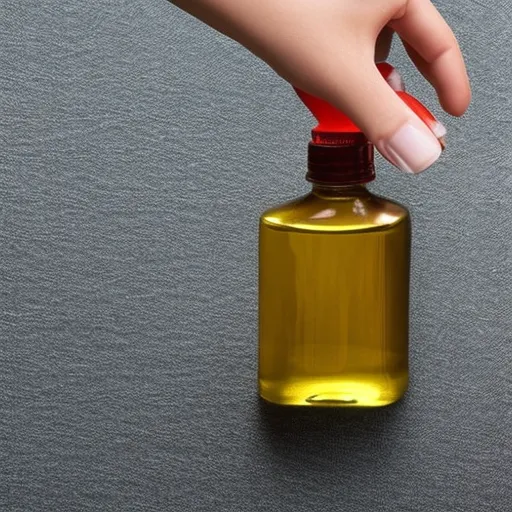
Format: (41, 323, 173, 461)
(431, 121, 447, 139)
(377, 121, 443, 174)
(378, 63, 405, 91)
(385, 68, 405, 92)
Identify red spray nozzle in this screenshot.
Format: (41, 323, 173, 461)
(294, 87, 360, 137)
(294, 63, 444, 146)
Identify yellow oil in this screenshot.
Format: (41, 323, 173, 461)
(258, 185, 410, 406)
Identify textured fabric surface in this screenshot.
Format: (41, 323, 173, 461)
(1, 1, 511, 511)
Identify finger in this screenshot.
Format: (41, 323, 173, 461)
(321, 62, 443, 174)
(379, 62, 405, 91)
(389, 0, 471, 116)
(401, 40, 435, 87)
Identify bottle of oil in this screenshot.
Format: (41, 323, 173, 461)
(259, 65, 440, 407)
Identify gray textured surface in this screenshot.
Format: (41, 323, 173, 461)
(1, 1, 511, 510)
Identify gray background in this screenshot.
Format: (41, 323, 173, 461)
(1, 1, 511, 511)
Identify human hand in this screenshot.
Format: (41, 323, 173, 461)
(173, 0, 470, 174)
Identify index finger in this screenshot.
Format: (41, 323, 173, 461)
(389, 0, 471, 116)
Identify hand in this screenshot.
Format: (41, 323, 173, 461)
(173, 0, 471, 174)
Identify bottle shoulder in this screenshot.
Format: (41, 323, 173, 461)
(260, 190, 410, 233)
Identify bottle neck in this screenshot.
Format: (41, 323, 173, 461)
(311, 183, 370, 200)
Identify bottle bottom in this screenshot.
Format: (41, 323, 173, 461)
(259, 373, 408, 407)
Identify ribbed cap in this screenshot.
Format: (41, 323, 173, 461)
(307, 134, 375, 185)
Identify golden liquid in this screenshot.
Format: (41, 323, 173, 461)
(258, 185, 410, 406)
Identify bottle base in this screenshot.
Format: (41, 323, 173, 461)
(259, 374, 407, 407)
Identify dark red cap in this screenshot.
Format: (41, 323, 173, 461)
(307, 136, 374, 185)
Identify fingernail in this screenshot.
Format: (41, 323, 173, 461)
(377, 121, 443, 174)
(431, 121, 447, 139)
(386, 68, 405, 92)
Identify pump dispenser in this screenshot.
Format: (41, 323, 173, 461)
(258, 64, 441, 406)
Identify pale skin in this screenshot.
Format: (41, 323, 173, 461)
(172, 0, 471, 174)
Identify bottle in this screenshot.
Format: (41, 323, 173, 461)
(258, 64, 442, 407)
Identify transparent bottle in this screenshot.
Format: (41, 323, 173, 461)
(258, 68, 440, 407)
(259, 177, 410, 407)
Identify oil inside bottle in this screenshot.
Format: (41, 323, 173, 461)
(258, 185, 410, 406)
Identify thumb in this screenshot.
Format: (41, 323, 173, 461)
(324, 64, 444, 174)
